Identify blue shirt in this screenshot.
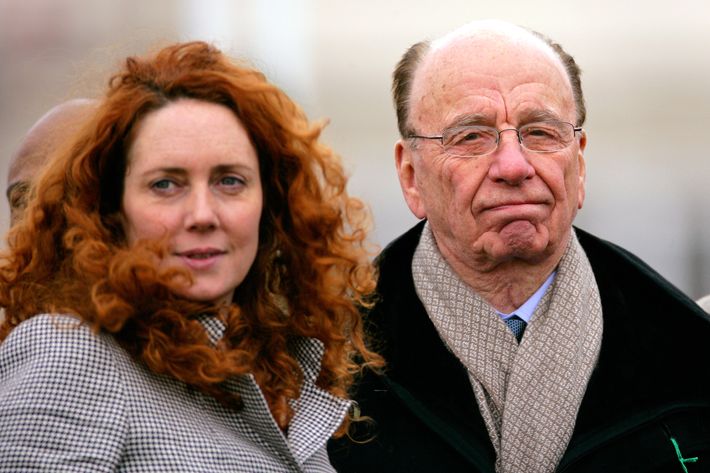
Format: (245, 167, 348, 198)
(497, 271, 556, 323)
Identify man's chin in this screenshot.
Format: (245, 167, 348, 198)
(499, 220, 539, 240)
(481, 221, 551, 263)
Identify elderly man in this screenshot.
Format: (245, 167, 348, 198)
(7, 99, 95, 223)
(329, 21, 710, 473)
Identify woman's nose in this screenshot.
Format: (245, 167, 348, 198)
(185, 188, 219, 231)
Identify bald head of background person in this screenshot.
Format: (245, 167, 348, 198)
(6, 98, 96, 224)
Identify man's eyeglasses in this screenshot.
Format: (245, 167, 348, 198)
(406, 120, 583, 158)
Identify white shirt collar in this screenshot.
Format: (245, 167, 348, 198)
(497, 271, 556, 323)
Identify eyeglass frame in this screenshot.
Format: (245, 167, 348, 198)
(405, 120, 584, 158)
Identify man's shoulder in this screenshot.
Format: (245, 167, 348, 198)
(575, 227, 663, 276)
(575, 226, 682, 291)
(574, 227, 708, 321)
(366, 221, 434, 356)
(375, 221, 426, 279)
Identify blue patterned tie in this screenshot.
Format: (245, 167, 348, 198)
(505, 315, 527, 343)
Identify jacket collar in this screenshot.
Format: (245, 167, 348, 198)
(199, 314, 352, 467)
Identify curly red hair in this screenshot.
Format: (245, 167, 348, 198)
(0, 41, 381, 434)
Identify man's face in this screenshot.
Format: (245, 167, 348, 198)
(396, 34, 586, 273)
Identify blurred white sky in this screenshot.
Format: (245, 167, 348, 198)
(0, 0, 708, 297)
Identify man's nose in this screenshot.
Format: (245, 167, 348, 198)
(487, 129, 535, 185)
(185, 187, 218, 231)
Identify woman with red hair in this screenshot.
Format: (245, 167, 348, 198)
(0, 41, 379, 472)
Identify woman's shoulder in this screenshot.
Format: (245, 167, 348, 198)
(5, 313, 106, 345)
(0, 315, 129, 470)
(8, 312, 87, 333)
(1, 313, 121, 377)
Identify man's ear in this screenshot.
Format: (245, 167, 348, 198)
(395, 140, 426, 219)
(576, 130, 587, 210)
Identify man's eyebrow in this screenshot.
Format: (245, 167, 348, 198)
(444, 110, 567, 131)
(517, 109, 565, 124)
(445, 113, 493, 129)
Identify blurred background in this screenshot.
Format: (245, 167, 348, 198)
(0, 0, 708, 299)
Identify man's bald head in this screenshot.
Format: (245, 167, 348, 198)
(392, 20, 586, 137)
(7, 98, 96, 223)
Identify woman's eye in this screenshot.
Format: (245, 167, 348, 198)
(218, 175, 246, 189)
(151, 179, 176, 191)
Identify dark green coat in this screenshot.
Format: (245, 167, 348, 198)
(329, 222, 710, 472)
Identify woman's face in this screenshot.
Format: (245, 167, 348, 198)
(122, 99, 263, 306)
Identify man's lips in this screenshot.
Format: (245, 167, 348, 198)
(482, 201, 547, 212)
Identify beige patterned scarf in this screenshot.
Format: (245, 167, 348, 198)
(412, 224, 603, 473)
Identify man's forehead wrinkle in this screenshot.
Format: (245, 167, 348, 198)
(508, 81, 575, 118)
(415, 70, 570, 131)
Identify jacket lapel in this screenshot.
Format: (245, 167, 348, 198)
(200, 314, 348, 467)
(286, 337, 352, 465)
(198, 315, 295, 462)
(222, 374, 296, 463)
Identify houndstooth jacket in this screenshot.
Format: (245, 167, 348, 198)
(0, 313, 351, 472)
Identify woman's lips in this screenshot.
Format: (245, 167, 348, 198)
(175, 248, 226, 270)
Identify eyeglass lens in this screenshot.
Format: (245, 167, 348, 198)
(442, 121, 575, 157)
